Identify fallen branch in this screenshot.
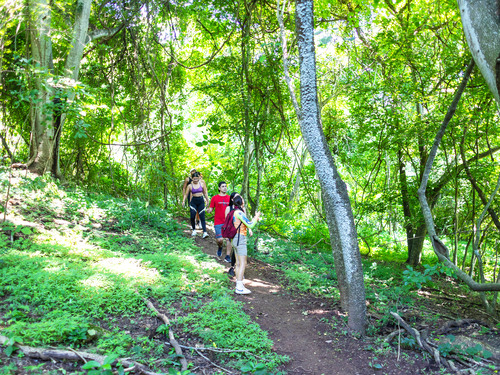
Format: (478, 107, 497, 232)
(139, 296, 188, 372)
(427, 340, 500, 370)
(0, 335, 160, 375)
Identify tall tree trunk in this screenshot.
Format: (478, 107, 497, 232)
(27, 0, 55, 174)
(295, 0, 366, 334)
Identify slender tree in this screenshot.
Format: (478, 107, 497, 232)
(294, 0, 366, 334)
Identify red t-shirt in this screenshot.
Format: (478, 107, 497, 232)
(209, 194, 230, 225)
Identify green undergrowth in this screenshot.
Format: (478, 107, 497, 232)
(0, 171, 287, 374)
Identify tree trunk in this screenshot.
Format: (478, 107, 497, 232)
(295, 0, 366, 334)
(457, 0, 500, 105)
(27, 0, 55, 175)
(289, 139, 308, 205)
(26, 0, 119, 178)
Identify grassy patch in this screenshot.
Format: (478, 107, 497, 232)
(0, 171, 285, 373)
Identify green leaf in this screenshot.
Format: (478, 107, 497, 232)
(103, 354, 119, 365)
(4, 345, 16, 357)
(240, 364, 253, 372)
(483, 350, 492, 359)
(21, 227, 32, 235)
(82, 361, 101, 369)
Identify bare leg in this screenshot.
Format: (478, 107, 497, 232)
(225, 238, 232, 257)
(235, 254, 247, 282)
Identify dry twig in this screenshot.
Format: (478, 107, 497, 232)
(194, 348, 234, 374)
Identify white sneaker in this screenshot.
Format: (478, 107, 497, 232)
(203, 232, 209, 239)
(191, 230, 197, 236)
(235, 281, 251, 294)
(235, 286, 251, 294)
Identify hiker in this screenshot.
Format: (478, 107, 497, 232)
(225, 194, 261, 294)
(206, 181, 232, 262)
(182, 172, 210, 238)
(182, 168, 202, 228)
(224, 192, 240, 277)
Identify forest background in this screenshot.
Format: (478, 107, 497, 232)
(1, 0, 500, 366)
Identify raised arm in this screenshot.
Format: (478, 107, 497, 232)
(234, 210, 261, 229)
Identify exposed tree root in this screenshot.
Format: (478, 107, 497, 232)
(139, 295, 188, 372)
(390, 313, 500, 373)
(0, 335, 161, 375)
(384, 329, 403, 344)
(390, 312, 450, 369)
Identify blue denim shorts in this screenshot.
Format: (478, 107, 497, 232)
(214, 224, 223, 239)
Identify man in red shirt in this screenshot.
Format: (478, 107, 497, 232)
(207, 181, 231, 262)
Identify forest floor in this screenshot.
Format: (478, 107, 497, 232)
(0, 171, 499, 375)
(189, 220, 500, 375)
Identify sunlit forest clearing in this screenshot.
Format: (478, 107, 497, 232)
(1, 0, 500, 374)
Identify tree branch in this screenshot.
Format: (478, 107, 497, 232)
(86, 25, 123, 44)
(418, 59, 500, 292)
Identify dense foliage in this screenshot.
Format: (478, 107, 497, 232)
(1, 0, 499, 321)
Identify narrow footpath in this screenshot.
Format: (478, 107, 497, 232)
(188, 223, 435, 375)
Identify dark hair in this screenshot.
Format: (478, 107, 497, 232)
(192, 172, 200, 178)
(233, 195, 243, 208)
(229, 192, 238, 208)
(218, 181, 226, 192)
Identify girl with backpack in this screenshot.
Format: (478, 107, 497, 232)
(182, 172, 210, 238)
(225, 194, 261, 294)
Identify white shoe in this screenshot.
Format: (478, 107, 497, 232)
(202, 232, 209, 239)
(235, 281, 251, 294)
(191, 230, 197, 236)
(235, 286, 251, 294)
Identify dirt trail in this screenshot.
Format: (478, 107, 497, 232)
(190, 224, 434, 375)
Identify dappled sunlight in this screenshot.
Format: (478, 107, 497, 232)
(3, 214, 41, 230)
(33, 228, 109, 260)
(80, 274, 113, 290)
(305, 308, 331, 317)
(182, 254, 225, 272)
(94, 257, 160, 283)
(43, 265, 62, 273)
(246, 278, 281, 293)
